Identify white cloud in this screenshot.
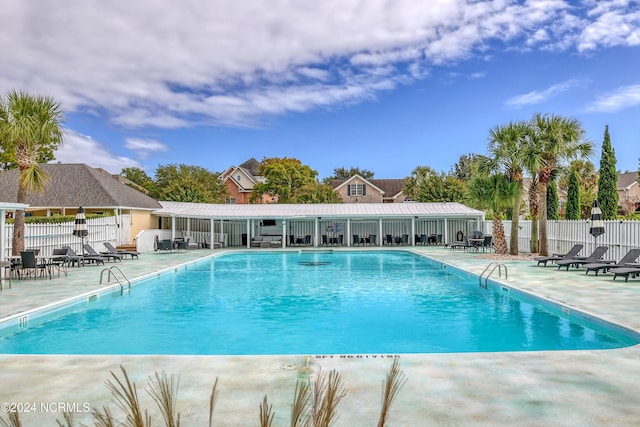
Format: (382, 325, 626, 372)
(53, 130, 141, 174)
(1, 0, 638, 129)
(124, 138, 169, 159)
(577, 2, 640, 51)
(296, 67, 331, 81)
(586, 83, 640, 112)
(505, 79, 587, 108)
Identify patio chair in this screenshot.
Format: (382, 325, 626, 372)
(584, 248, 640, 276)
(482, 235, 493, 252)
(176, 238, 190, 252)
(1, 260, 11, 290)
(353, 234, 363, 246)
(385, 234, 393, 245)
(19, 251, 48, 279)
(534, 244, 584, 267)
(555, 246, 609, 271)
(419, 234, 427, 245)
(49, 248, 69, 277)
(103, 242, 139, 259)
(369, 234, 377, 246)
(321, 235, 328, 246)
(85, 243, 122, 262)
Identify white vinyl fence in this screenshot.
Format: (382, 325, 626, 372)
(491, 220, 640, 262)
(2, 215, 130, 258)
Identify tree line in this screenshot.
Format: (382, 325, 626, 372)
(2, 90, 639, 257)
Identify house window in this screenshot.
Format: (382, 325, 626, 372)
(348, 184, 366, 196)
(236, 175, 242, 181)
(226, 198, 236, 204)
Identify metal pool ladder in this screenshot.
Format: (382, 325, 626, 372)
(100, 266, 131, 295)
(479, 262, 508, 288)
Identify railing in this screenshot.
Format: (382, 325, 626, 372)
(99, 266, 131, 295)
(479, 262, 508, 288)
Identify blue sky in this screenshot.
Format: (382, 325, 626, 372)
(2, 1, 640, 179)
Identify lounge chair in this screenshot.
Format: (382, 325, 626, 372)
(555, 246, 609, 271)
(103, 242, 139, 259)
(62, 245, 104, 266)
(534, 244, 584, 267)
(447, 237, 470, 250)
(583, 248, 640, 276)
(611, 267, 640, 282)
(84, 243, 121, 262)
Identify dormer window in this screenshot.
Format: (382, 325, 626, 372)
(347, 183, 366, 196)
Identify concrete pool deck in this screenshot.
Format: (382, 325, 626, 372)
(1, 247, 640, 426)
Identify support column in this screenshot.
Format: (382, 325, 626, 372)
(247, 219, 251, 248)
(346, 219, 351, 247)
(444, 218, 449, 245)
(411, 217, 416, 246)
(210, 219, 214, 249)
(171, 216, 176, 241)
(314, 218, 319, 247)
(378, 218, 383, 247)
(282, 220, 287, 248)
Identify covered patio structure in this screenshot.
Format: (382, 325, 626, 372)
(150, 202, 485, 249)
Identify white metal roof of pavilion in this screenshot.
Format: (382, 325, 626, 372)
(153, 201, 485, 220)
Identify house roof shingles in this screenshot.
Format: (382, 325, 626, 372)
(0, 164, 161, 210)
(618, 172, 639, 190)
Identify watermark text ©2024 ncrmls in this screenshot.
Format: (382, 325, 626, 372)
(1, 401, 91, 414)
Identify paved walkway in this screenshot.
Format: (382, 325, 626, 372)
(1, 247, 640, 426)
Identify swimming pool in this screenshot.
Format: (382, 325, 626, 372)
(0, 250, 638, 355)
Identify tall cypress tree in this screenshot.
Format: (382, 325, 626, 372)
(597, 125, 619, 219)
(566, 170, 581, 220)
(547, 177, 559, 220)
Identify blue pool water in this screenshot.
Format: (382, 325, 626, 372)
(0, 251, 637, 355)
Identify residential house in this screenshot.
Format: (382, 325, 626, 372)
(618, 171, 640, 214)
(220, 158, 275, 204)
(331, 175, 407, 203)
(0, 163, 162, 244)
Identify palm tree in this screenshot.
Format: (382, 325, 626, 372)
(529, 114, 592, 256)
(527, 175, 540, 253)
(0, 90, 65, 254)
(476, 121, 529, 255)
(465, 174, 519, 255)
